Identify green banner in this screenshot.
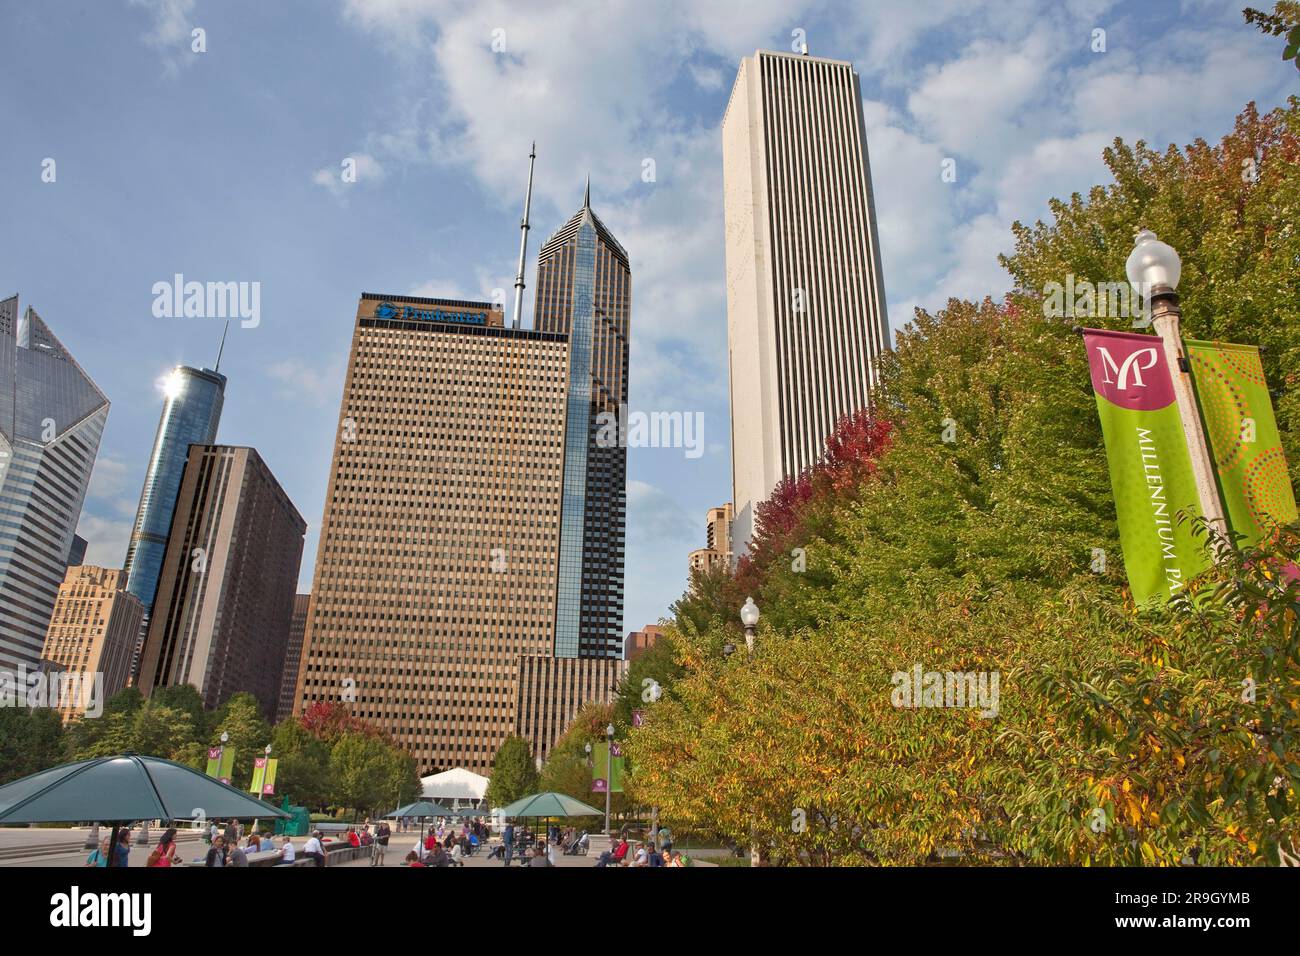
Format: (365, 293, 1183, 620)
(249, 757, 278, 795)
(1084, 329, 1211, 604)
(591, 742, 625, 793)
(205, 746, 234, 783)
(1186, 339, 1298, 546)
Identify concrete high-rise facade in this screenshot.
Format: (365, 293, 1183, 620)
(277, 593, 310, 722)
(136, 445, 305, 720)
(39, 566, 144, 720)
(293, 293, 568, 773)
(533, 184, 630, 658)
(722, 51, 890, 552)
(123, 365, 225, 676)
(0, 296, 109, 670)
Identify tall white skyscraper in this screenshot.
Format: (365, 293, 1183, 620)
(722, 50, 890, 552)
(0, 296, 109, 669)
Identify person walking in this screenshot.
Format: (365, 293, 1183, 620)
(147, 828, 181, 867)
(108, 828, 132, 868)
(372, 821, 390, 866)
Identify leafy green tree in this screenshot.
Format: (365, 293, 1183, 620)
(130, 705, 196, 759)
(328, 731, 392, 817)
(0, 708, 65, 784)
(64, 688, 146, 760)
(148, 684, 209, 740)
(270, 719, 332, 809)
(485, 735, 539, 808)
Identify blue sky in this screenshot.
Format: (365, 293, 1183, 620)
(0, 0, 1294, 636)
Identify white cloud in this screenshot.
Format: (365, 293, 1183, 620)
(127, 0, 198, 71)
(75, 513, 133, 570)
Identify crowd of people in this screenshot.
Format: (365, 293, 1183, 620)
(594, 827, 688, 867)
(405, 816, 489, 867)
(80, 816, 691, 869)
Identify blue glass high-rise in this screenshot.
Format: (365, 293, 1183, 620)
(123, 366, 225, 615)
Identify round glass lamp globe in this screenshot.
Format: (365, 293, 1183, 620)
(1125, 229, 1182, 297)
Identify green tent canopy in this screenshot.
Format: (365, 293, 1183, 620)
(386, 800, 452, 819)
(499, 792, 603, 818)
(0, 753, 292, 824)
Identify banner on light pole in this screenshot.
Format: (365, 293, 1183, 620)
(1083, 328, 1211, 604)
(1185, 339, 1298, 546)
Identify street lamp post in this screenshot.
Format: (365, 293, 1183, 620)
(738, 598, 762, 867)
(604, 723, 614, 836)
(1126, 229, 1230, 553)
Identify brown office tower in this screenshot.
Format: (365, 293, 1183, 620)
(39, 566, 144, 720)
(276, 593, 310, 722)
(623, 624, 665, 663)
(137, 446, 306, 720)
(514, 655, 628, 764)
(293, 294, 568, 773)
(533, 182, 630, 658)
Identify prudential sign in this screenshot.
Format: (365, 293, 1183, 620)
(374, 301, 488, 326)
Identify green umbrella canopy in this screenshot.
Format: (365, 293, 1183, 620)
(499, 792, 603, 818)
(387, 800, 452, 819)
(0, 754, 292, 824)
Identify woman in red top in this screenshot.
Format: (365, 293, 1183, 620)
(347, 828, 361, 848)
(147, 827, 182, 867)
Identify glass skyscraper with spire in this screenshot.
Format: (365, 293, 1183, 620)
(533, 182, 630, 659)
(122, 364, 225, 674)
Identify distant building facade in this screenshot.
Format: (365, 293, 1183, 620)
(0, 296, 109, 671)
(277, 593, 310, 722)
(688, 502, 734, 579)
(39, 566, 144, 720)
(136, 445, 305, 720)
(624, 624, 665, 663)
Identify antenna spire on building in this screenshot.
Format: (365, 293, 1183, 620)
(583, 174, 591, 209)
(511, 141, 537, 330)
(215, 320, 230, 372)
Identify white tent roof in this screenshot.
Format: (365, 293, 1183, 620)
(420, 767, 489, 802)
